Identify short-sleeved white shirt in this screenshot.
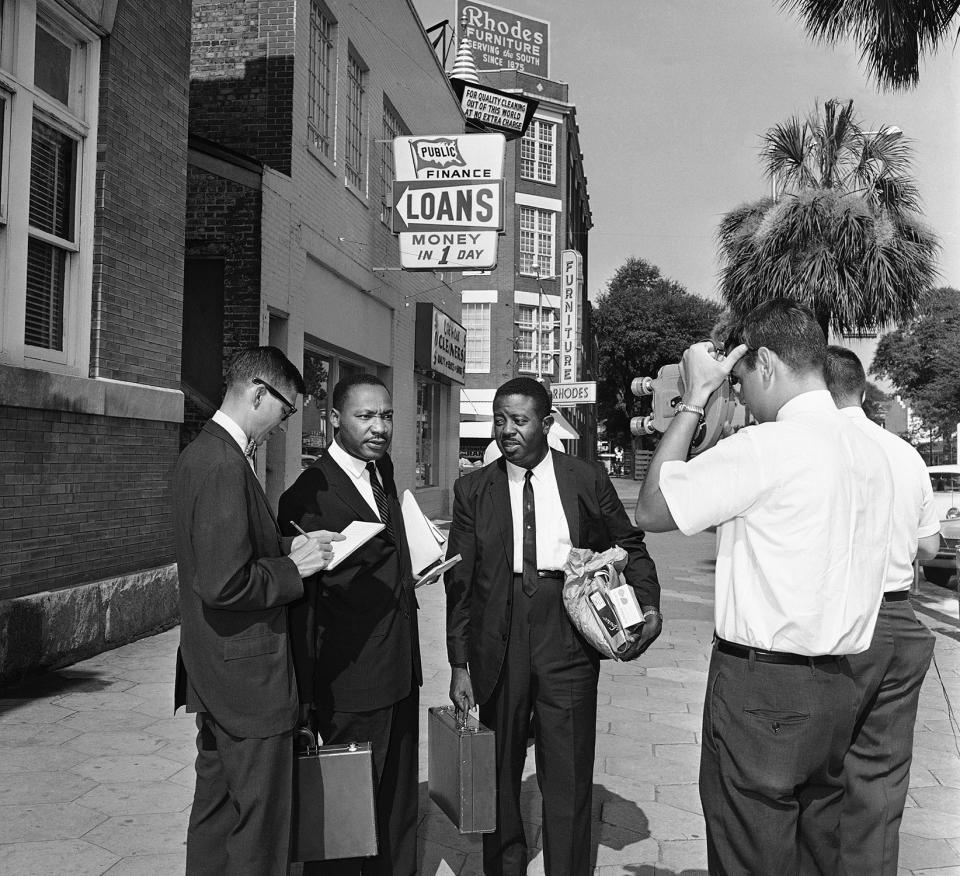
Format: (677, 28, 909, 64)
(659, 390, 894, 655)
(841, 406, 940, 593)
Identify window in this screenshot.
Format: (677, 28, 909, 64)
(0, 2, 98, 371)
(415, 377, 439, 488)
(520, 119, 555, 183)
(307, 0, 335, 157)
(519, 206, 555, 276)
(462, 302, 491, 372)
(344, 49, 366, 192)
(379, 100, 405, 226)
(515, 304, 557, 377)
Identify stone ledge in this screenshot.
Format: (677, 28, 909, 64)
(0, 564, 179, 685)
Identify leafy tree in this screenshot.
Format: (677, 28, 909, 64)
(595, 257, 723, 447)
(779, 0, 959, 90)
(718, 98, 939, 338)
(871, 286, 960, 452)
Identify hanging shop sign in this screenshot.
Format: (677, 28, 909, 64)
(449, 78, 538, 140)
(559, 249, 583, 384)
(393, 133, 505, 271)
(415, 303, 466, 384)
(457, 0, 550, 77)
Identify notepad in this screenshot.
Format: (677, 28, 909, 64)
(325, 521, 385, 570)
(401, 489, 447, 575)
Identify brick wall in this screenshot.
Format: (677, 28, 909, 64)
(92, 0, 191, 388)
(0, 408, 178, 601)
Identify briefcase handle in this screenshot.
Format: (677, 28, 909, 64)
(439, 705, 481, 733)
(295, 726, 321, 754)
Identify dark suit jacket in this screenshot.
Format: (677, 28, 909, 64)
(445, 450, 660, 706)
(172, 420, 303, 739)
(279, 452, 422, 713)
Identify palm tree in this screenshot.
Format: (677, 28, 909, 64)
(717, 99, 939, 337)
(779, 0, 960, 90)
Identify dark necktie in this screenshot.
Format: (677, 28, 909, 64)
(522, 470, 537, 596)
(367, 462, 395, 543)
(243, 438, 257, 470)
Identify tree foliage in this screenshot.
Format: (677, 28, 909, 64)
(595, 258, 723, 447)
(718, 98, 939, 337)
(871, 286, 960, 441)
(779, 0, 960, 91)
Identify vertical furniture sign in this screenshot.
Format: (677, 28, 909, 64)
(560, 249, 583, 383)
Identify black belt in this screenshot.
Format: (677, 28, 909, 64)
(715, 637, 839, 666)
(882, 591, 909, 603)
(513, 570, 564, 579)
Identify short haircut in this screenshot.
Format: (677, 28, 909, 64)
(331, 373, 389, 411)
(823, 345, 866, 403)
(225, 346, 305, 396)
(493, 377, 553, 419)
(723, 298, 826, 375)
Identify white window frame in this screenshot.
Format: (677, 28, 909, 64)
(520, 118, 555, 184)
(462, 301, 491, 373)
(307, 0, 336, 161)
(518, 205, 555, 277)
(0, 0, 99, 374)
(344, 46, 367, 195)
(379, 98, 405, 226)
(515, 303, 558, 377)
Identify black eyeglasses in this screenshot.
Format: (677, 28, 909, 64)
(725, 346, 759, 389)
(253, 378, 297, 421)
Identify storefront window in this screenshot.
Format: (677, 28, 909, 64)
(416, 377, 439, 488)
(302, 350, 330, 465)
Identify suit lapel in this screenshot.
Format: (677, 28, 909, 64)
(553, 449, 580, 545)
(319, 453, 380, 524)
(488, 459, 513, 568)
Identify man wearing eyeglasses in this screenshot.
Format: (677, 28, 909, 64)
(634, 299, 896, 875)
(173, 346, 342, 876)
(280, 373, 421, 876)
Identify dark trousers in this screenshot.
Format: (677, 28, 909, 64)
(303, 684, 419, 876)
(479, 574, 600, 876)
(699, 643, 858, 876)
(840, 600, 935, 875)
(186, 713, 294, 876)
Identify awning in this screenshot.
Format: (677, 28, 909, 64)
(460, 420, 494, 439)
(458, 387, 581, 443)
(549, 408, 579, 441)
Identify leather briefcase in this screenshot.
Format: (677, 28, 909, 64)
(428, 705, 496, 834)
(292, 729, 378, 862)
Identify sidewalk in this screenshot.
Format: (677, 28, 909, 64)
(0, 478, 958, 874)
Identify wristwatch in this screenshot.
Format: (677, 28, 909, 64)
(674, 401, 705, 423)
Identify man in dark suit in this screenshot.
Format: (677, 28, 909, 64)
(446, 377, 661, 876)
(173, 346, 341, 876)
(280, 374, 420, 876)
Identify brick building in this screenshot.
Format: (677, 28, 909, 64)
(0, 0, 191, 680)
(456, 68, 596, 464)
(187, 0, 466, 516)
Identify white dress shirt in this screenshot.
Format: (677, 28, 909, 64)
(660, 390, 894, 655)
(327, 440, 382, 520)
(506, 451, 572, 573)
(841, 406, 940, 593)
(212, 410, 249, 456)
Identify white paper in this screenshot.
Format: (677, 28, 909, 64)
(324, 520, 385, 570)
(607, 583, 644, 629)
(415, 553, 462, 588)
(400, 489, 446, 574)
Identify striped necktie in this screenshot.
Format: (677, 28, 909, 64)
(366, 462, 395, 543)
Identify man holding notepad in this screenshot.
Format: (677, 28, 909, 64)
(280, 374, 421, 876)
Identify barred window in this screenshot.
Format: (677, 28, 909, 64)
(344, 50, 366, 192)
(520, 119, 555, 183)
(307, 1, 335, 157)
(462, 302, 491, 372)
(519, 206, 555, 276)
(379, 101, 405, 226)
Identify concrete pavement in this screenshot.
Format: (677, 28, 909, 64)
(1, 477, 958, 874)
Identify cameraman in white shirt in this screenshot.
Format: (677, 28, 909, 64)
(634, 299, 895, 876)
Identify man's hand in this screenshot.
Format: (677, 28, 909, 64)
(449, 666, 475, 712)
(680, 341, 749, 406)
(618, 609, 663, 661)
(289, 530, 346, 578)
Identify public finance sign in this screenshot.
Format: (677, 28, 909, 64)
(393, 134, 505, 270)
(559, 249, 584, 383)
(457, 0, 549, 77)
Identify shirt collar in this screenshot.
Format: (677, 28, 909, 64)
(776, 389, 838, 421)
(327, 437, 370, 480)
(839, 405, 868, 420)
(505, 448, 554, 483)
(212, 410, 248, 453)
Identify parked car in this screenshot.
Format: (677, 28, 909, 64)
(921, 464, 960, 588)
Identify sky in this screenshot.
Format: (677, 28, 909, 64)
(412, 0, 960, 302)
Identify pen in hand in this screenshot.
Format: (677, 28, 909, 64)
(290, 521, 311, 539)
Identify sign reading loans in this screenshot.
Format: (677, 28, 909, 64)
(393, 134, 505, 270)
(457, 0, 549, 78)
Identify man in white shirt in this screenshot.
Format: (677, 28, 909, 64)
(634, 299, 895, 875)
(446, 377, 661, 875)
(824, 345, 940, 875)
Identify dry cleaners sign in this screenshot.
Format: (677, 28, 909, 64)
(415, 304, 466, 384)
